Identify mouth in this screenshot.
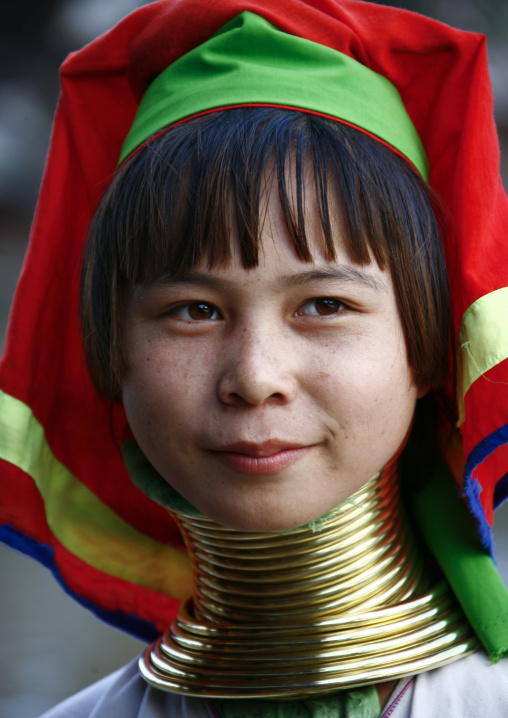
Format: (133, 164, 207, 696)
(209, 441, 313, 475)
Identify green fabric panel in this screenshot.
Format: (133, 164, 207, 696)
(406, 457, 508, 662)
(217, 685, 381, 718)
(119, 11, 428, 179)
(122, 440, 204, 517)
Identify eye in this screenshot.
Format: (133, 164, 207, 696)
(296, 298, 346, 316)
(170, 302, 221, 321)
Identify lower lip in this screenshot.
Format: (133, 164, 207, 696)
(212, 447, 312, 475)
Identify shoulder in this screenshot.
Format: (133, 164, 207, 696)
(37, 658, 213, 718)
(384, 650, 508, 717)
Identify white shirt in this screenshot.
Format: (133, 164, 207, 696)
(39, 651, 508, 718)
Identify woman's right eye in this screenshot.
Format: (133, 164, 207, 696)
(169, 302, 221, 321)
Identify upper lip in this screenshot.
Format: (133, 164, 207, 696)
(211, 440, 309, 457)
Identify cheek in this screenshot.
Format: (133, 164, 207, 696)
(308, 337, 416, 427)
(122, 340, 214, 437)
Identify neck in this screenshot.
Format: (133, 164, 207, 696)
(139, 460, 478, 698)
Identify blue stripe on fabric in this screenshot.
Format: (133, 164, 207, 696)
(463, 421, 508, 557)
(463, 473, 493, 556)
(0, 523, 158, 642)
(494, 473, 508, 509)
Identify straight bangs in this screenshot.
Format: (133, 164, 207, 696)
(83, 108, 451, 399)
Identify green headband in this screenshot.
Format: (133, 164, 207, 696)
(120, 11, 429, 179)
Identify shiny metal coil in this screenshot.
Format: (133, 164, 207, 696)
(140, 464, 479, 697)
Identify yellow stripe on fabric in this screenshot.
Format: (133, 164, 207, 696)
(0, 390, 193, 599)
(457, 287, 508, 426)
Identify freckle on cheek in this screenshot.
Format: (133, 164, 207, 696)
(317, 372, 331, 382)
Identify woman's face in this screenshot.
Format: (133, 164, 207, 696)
(122, 184, 420, 531)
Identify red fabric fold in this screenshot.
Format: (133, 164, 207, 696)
(1, 0, 507, 632)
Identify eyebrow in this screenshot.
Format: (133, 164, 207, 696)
(145, 266, 386, 293)
(280, 267, 386, 292)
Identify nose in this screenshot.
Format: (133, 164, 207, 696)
(217, 327, 297, 407)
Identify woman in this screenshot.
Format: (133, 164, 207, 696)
(1, 0, 508, 715)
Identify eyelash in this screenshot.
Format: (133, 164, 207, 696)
(168, 298, 347, 321)
(296, 298, 347, 317)
(169, 302, 222, 321)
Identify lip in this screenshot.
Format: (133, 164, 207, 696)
(210, 441, 313, 475)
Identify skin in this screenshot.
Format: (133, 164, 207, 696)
(122, 181, 422, 534)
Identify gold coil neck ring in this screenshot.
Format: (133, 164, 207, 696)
(140, 464, 479, 698)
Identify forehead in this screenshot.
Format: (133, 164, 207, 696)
(163, 162, 379, 282)
(135, 185, 389, 298)
(223, 178, 381, 279)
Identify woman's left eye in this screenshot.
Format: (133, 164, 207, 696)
(296, 298, 346, 316)
(170, 302, 221, 321)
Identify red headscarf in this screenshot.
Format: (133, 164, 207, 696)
(1, 0, 507, 640)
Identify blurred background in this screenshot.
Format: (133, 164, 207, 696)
(0, 0, 507, 715)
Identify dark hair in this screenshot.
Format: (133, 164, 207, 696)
(81, 107, 452, 401)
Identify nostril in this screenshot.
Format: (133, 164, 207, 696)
(225, 391, 250, 407)
(219, 386, 292, 407)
